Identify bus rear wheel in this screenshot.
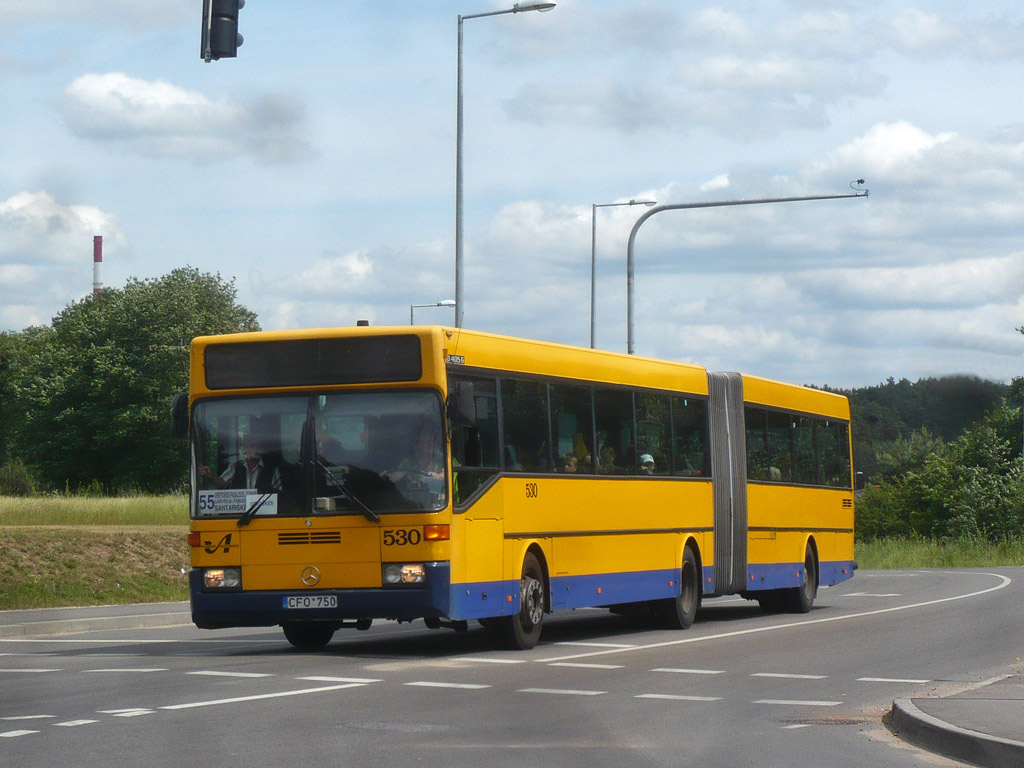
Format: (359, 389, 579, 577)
(784, 545, 818, 613)
(658, 545, 700, 629)
(282, 622, 335, 650)
(498, 552, 545, 650)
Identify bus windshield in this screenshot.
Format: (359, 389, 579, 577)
(191, 390, 447, 519)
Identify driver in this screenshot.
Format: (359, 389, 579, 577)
(384, 428, 444, 486)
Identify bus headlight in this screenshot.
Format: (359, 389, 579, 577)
(382, 563, 426, 586)
(203, 567, 242, 590)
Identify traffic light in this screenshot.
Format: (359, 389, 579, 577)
(201, 0, 245, 62)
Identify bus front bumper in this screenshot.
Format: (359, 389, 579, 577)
(189, 563, 451, 629)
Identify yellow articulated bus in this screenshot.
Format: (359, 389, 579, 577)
(172, 325, 855, 650)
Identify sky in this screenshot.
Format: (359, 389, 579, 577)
(1, 0, 1022, 388)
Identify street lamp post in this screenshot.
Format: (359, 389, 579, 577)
(625, 183, 870, 355)
(410, 300, 457, 325)
(591, 199, 655, 349)
(455, 1, 555, 329)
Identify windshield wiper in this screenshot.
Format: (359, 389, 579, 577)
(316, 459, 380, 523)
(236, 493, 272, 527)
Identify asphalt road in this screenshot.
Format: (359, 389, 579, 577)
(2, 568, 1021, 768)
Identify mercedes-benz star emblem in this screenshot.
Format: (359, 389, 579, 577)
(301, 566, 321, 586)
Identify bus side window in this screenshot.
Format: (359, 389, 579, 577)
(594, 388, 634, 474)
(501, 378, 550, 473)
(672, 397, 708, 477)
(745, 406, 769, 481)
(549, 383, 593, 474)
(449, 376, 499, 502)
(636, 393, 671, 476)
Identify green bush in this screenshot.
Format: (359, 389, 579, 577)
(0, 459, 37, 496)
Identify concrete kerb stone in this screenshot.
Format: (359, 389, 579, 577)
(891, 697, 1024, 768)
(0, 609, 191, 638)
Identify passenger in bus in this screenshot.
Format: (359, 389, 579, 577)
(640, 453, 655, 475)
(559, 453, 578, 473)
(599, 445, 626, 474)
(198, 433, 282, 493)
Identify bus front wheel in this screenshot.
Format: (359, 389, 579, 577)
(659, 545, 700, 629)
(498, 552, 545, 650)
(282, 622, 335, 650)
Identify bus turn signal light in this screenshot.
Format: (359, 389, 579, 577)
(423, 525, 450, 541)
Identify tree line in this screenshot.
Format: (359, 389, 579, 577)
(0, 268, 258, 495)
(1, 270, 1020, 542)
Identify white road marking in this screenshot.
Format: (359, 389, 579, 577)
(86, 668, 168, 673)
(548, 662, 624, 669)
(0, 729, 39, 738)
(56, 720, 99, 727)
(518, 687, 605, 696)
(0, 668, 61, 673)
(783, 724, 814, 729)
(843, 592, 901, 598)
(857, 676, 930, 684)
(188, 670, 274, 678)
(751, 672, 827, 680)
(106, 709, 155, 718)
(540, 572, 1012, 663)
(754, 699, 842, 707)
(297, 676, 382, 684)
(405, 681, 491, 690)
(635, 693, 722, 702)
(555, 641, 637, 648)
(650, 667, 724, 675)
(454, 657, 527, 664)
(160, 682, 368, 710)
(1, 715, 54, 721)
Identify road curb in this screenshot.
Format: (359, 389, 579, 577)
(891, 697, 1024, 768)
(0, 609, 191, 638)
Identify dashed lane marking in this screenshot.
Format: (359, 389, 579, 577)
(635, 693, 722, 702)
(548, 662, 624, 669)
(160, 682, 369, 710)
(0, 730, 39, 738)
(754, 699, 842, 707)
(857, 676, 930, 684)
(405, 681, 491, 690)
(188, 670, 274, 678)
(517, 687, 605, 696)
(55, 720, 98, 727)
(650, 667, 724, 675)
(751, 673, 827, 680)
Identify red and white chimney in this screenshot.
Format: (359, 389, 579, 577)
(92, 235, 103, 295)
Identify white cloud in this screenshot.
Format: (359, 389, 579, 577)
(62, 73, 314, 165)
(0, 190, 120, 265)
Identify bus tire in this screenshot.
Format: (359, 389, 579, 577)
(659, 545, 700, 630)
(784, 544, 818, 613)
(498, 552, 545, 650)
(282, 622, 335, 650)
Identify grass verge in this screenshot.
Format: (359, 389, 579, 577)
(0, 495, 188, 610)
(856, 536, 1024, 570)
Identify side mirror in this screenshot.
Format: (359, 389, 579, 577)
(447, 381, 477, 427)
(170, 392, 189, 438)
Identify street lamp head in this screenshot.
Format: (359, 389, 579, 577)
(513, 2, 556, 12)
(437, 300, 456, 307)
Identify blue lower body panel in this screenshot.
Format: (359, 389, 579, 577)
(449, 567, 706, 620)
(189, 563, 451, 629)
(741, 559, 856, 593)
